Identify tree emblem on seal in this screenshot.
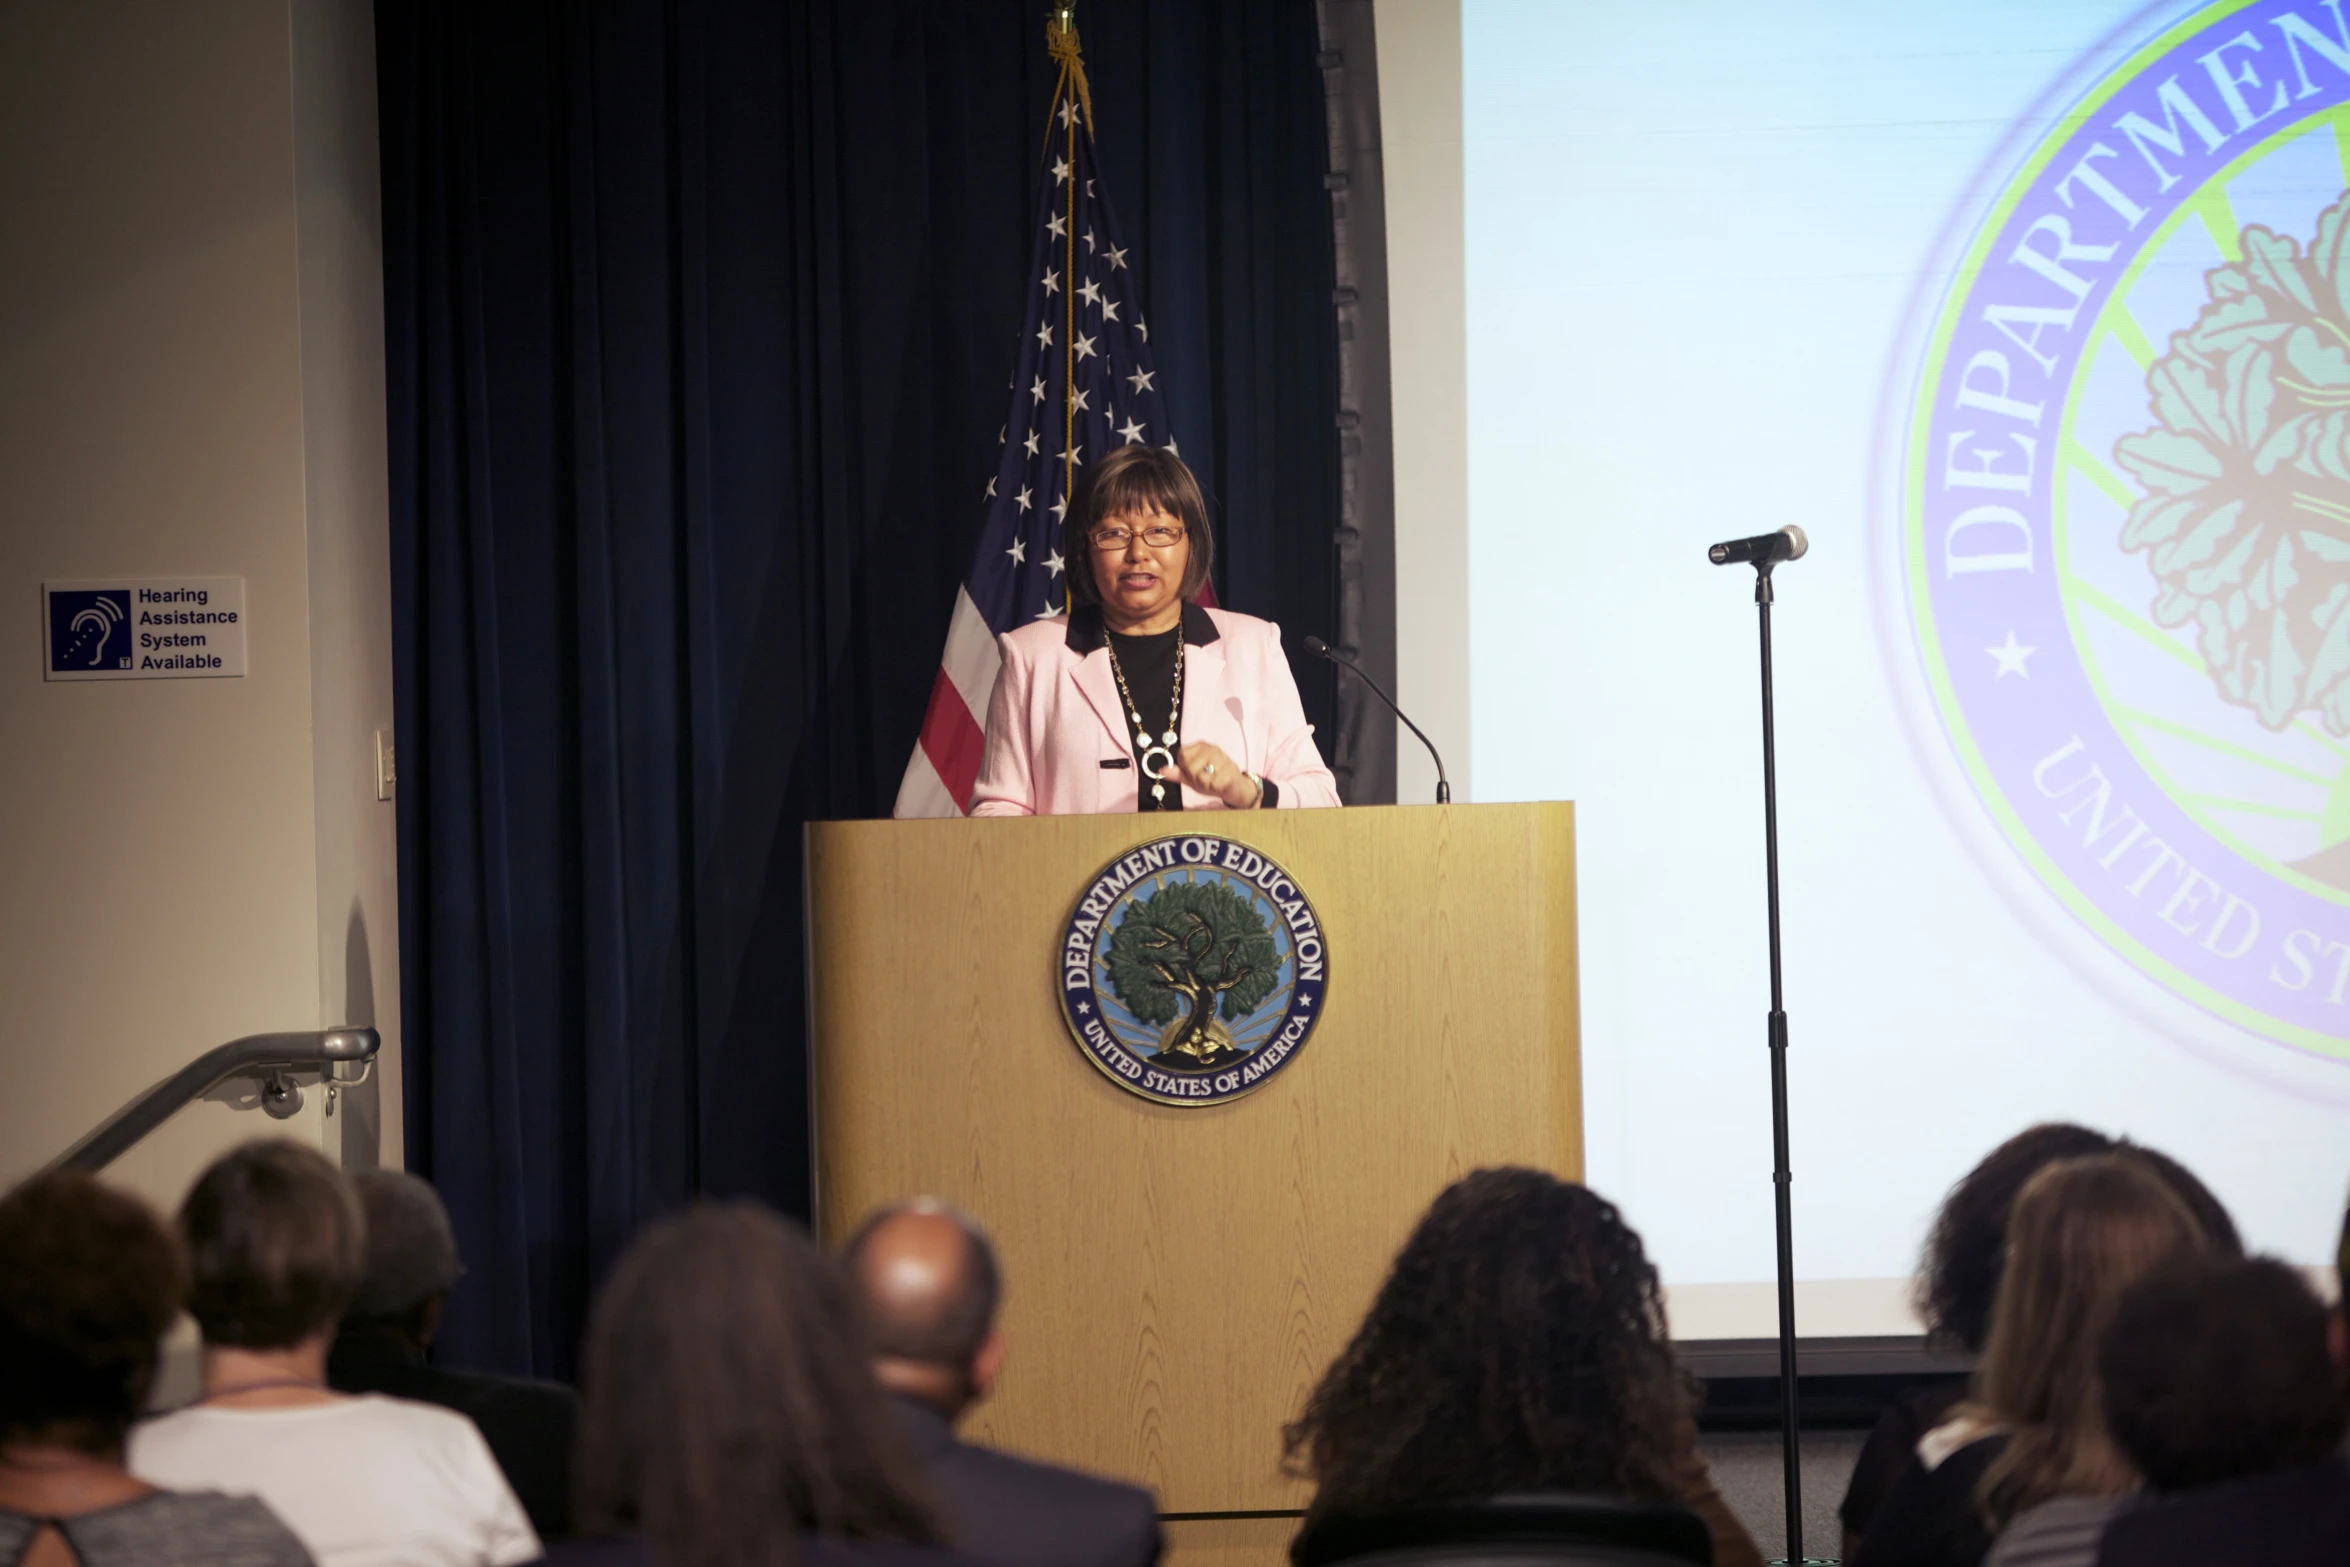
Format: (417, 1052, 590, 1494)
(1103, 879, 1278, 1070)
(2116, 196, 2350, 740)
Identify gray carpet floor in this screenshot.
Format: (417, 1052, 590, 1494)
(1697, 1429, 1867, 1566)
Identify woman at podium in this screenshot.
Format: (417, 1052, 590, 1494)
(971, 446, 1340, 816)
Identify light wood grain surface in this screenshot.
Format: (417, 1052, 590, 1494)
(1161, 1516, 1300, 1567)
(807, 803, 1582, 1523)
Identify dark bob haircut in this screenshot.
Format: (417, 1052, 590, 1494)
(1915, 1124, 2242, 1354)
(181, 1138, 365, 1349)
(0, 1172, 187, 1452)
(1060, 444, 1214, 607)
(2100, 1256, 2348, 1491)
(1916, 1124, 2115, 1352)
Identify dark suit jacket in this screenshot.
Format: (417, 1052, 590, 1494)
(2096, 1456, 2350, 1567)
(890, 1396, 1161, 1567)
(329, 1325, 579, 1541)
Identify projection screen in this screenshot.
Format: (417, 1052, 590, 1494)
(1402, 0, 2350, 1337)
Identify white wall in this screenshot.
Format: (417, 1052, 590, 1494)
(0, 0, 398, 1209)
(1373, 0, 1471, 806)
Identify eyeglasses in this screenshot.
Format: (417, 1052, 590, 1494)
(1089, 523, 1187, 551)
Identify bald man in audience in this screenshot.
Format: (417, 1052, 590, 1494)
(842, 1202, 1161, 1567)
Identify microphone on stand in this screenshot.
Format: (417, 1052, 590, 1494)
(1711, 520, 1813, 1561)
(1301, 636, 1451, 804)
(1708, 525, 1810, 568)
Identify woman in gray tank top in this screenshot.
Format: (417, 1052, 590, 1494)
(0, 1172, 310, 1567)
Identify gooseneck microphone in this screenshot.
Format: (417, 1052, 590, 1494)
(1302, 637, 1451, 805)
(1708, 525, 1810, 568)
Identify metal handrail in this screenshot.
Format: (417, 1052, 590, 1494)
(47, 1028, 380, 1174)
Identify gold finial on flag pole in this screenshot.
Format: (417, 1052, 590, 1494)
(1047, 5, 1094, 133)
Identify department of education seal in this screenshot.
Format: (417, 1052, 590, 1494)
(1899, 0, 2350, 1061)
(1058, 835, 1328, 1105)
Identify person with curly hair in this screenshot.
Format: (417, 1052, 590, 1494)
(1839, 1126, 2242, 1558)
(1849, 1154, 2214, 1567)
(0, 1171, 312, 1566)
(1281, 1167, 1762, 1567)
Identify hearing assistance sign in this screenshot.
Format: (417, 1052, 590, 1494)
(44, 578, 247, 681)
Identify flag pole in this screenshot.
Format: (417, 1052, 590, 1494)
(1051, 7, 1089, 517)
(895, 1, 1170, 815)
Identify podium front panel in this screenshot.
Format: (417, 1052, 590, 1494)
(807, 802, 1581, 1517)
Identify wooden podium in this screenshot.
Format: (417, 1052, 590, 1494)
(806, 803, 1582, 1567)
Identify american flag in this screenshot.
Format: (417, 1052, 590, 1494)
(894, 24, 1186, 818)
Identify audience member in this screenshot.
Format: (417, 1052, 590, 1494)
(841, 1201, 1159, 1567)
(1840, 1127, 2242, 1557)
(128, 1141, 538, 1567)
(1280, 1167, 1764, 1567)
(1987, 1237, 2348, 1567)
(2080, 1256, 2350, 1567)
(1842, 1126, 2114, 1556)
(0, 1172, 313, 1567)
(545, 1200, 987, 1567)
(1851, 1155, 2209, 1567)
(328, 1171, 577, 1541)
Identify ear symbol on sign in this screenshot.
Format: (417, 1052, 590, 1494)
(70, 599, 124, 666)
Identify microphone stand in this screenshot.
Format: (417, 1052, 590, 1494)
(1749, 559, 1807, 1565)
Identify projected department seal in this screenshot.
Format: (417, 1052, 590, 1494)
(1900, 0, 2350, 1061)
(1059, 835, 1328, 1104)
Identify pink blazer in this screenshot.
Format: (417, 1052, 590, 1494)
(971, 603, 1341, 816)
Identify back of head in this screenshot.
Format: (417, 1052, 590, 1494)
(2113, 1142, 2243, 1259)
(840, 1201, 1000, 1399)
(574, 1201, 939, 1567)
(1916, 1127, 2241, 1355)
(1283, 1167, 1686, 1521)
(2100, 1256, 2348, 1492)
(345, 1170, 464, 1323)
(1918, 1124, 2116, 1354)
(181, 1139, 364, 1349)
(0, 1173, 186, 1453)
(2338, 1181, 2348, 1305)
(1973, 1153, 2211, 1525)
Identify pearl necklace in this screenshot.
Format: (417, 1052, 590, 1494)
(1103, 618, 1184, 804)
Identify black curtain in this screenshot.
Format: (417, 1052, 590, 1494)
(379, 0, 1339, 1379)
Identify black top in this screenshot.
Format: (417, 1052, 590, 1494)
(1105, 625, 1183, 812)
(1844, 1382, 1971, 1539)
(888, 1395, 1161, 1567)
(2096, 1456, 2350, 1567)
(1064, 602, 1278, 811)
(1292, 1498, 1712, 1567)
(1850, 1431, 2008, 1567)
(540, 1537, 991, 1567)
(1062, 601, 1221, 658)
(328, 1324, 578, 1542)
